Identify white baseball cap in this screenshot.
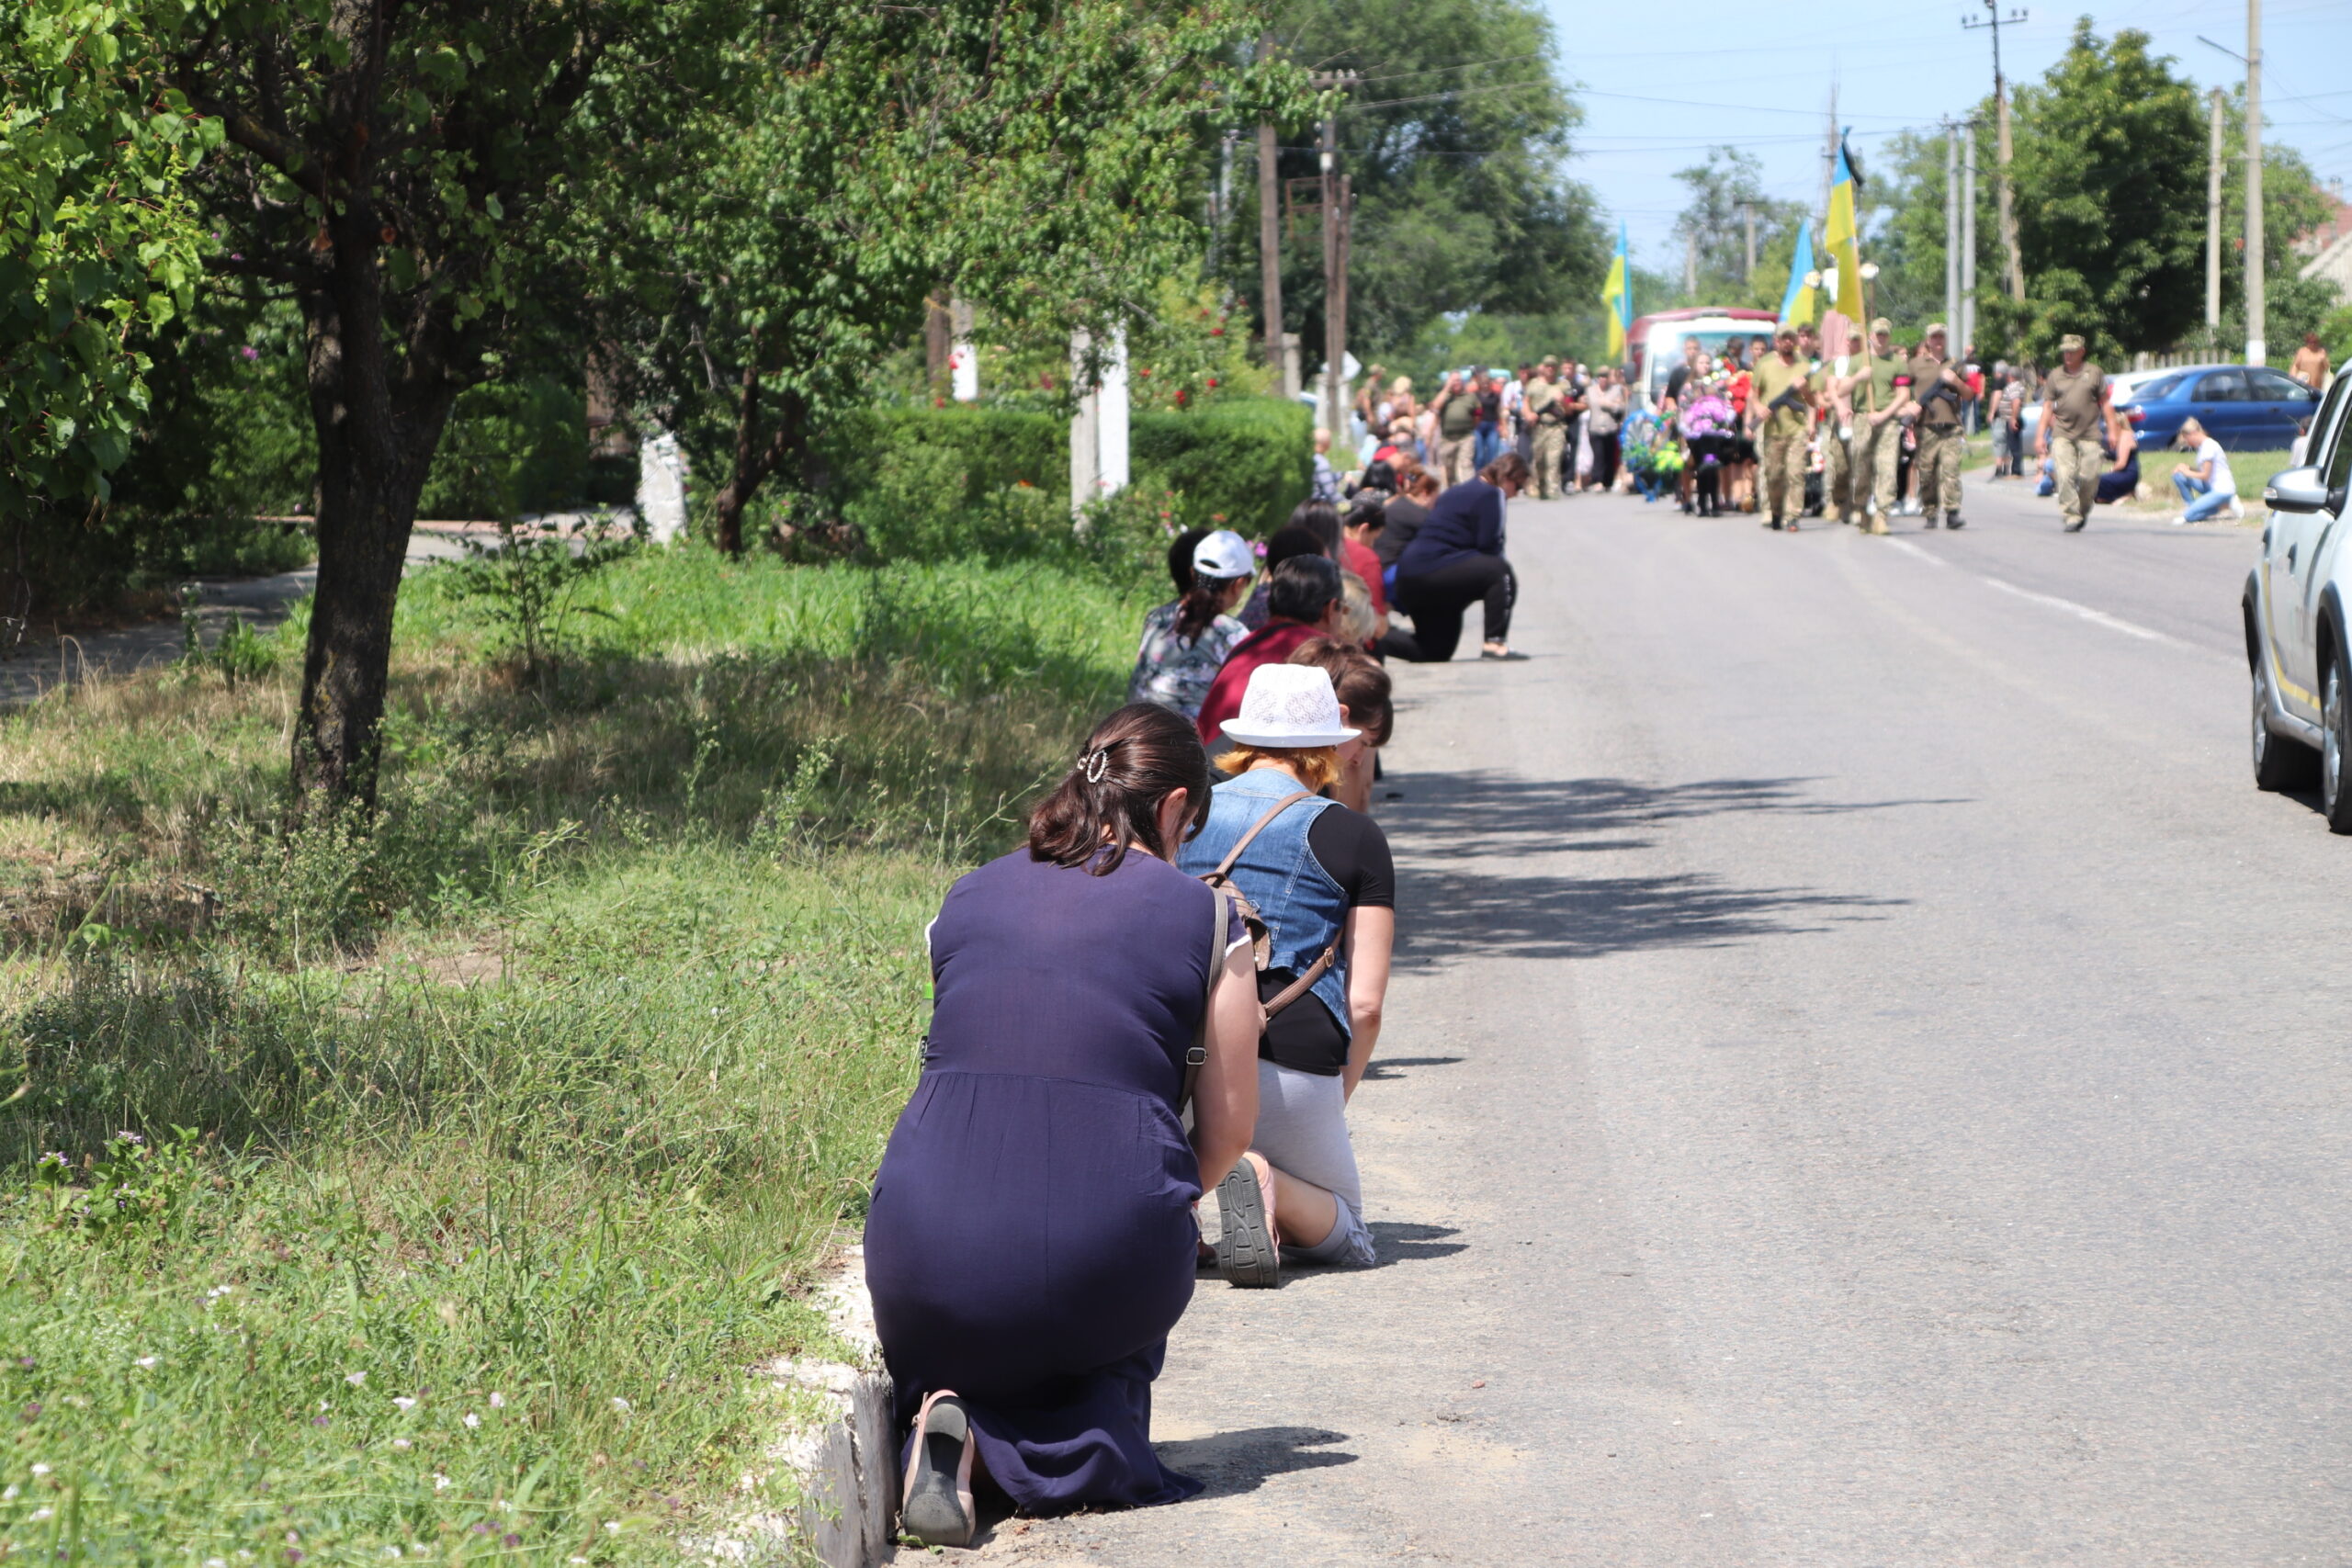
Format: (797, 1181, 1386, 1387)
(1220, 664, 1360, 749)
(1192, 529, 1254, 581)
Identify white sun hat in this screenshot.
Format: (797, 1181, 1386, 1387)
(1220, 663, 1361, 749)
(1192, 528, 1254, 581)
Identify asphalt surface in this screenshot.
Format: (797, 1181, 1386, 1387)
(0, 519, 547, 706)
(0, 569, 317, 707)
(946, 469, 2352, 1566)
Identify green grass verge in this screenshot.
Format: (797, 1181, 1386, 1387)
(0, 543, 1148, 1562)
(1939, 434, 2286, 524)
(2113, 449, 2296, 520)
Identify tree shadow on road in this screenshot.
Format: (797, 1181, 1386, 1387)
(1150, 1426, 1358, 1498)
(1383, 771, 1932, 966)
(1386, 770, 1968, 861)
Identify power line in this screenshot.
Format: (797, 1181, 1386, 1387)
(1568, 85, 1916, 121)
(1346, 52, 1550, 86)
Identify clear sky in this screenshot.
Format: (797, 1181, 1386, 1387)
(1537, 0, 2352, 272)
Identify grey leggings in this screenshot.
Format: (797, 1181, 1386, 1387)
(1255, 1060, 1376, 1267)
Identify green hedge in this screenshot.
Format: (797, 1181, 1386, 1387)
(418, 378, 635, 520)
(821, 397, 1311, 562)
(1134, 399, 1312, 540)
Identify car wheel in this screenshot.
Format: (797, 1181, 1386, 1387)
(2324, 656, 2352, 833)
(2253, 651, 2318, 793)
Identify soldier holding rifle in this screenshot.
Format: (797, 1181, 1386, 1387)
(1747, 327, 1818, 533)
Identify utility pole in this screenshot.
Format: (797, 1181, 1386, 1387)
(2207, 87, 2224, 348)
(1820, 81, 1838, 235)
(1335, 174, 1353, 434)
(1944, 121, 1961, 341)
(1321, 104, 1339, 437)
(1314, 71, 1359, 441)
(1960, 121, 1977, 356)
(1963, 2, 2029, 301)
(1255, 36, 1283, 387)
(1209, 129, 1236, 276)
(2245, 0, 2265, 367)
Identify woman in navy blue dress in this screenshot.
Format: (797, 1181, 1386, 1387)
(863, 703, 1261, 1546)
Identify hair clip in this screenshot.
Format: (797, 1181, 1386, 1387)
(1083, 749, 1109, 784)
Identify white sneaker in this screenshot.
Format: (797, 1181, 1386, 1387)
(2228, 497, 2245, 521)
(2169, 513, 2189, 526)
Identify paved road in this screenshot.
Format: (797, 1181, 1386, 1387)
(0, 520, 536, 707)
(0, 569, 318, 707)
(951, 470, 2352, 1565)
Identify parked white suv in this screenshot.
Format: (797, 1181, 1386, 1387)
(2245, 370, 2352, 829)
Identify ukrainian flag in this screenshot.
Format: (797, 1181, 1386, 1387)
(1602, 223, 1633, 359)
(1780, 219, 1817, 327)
(1823, 134, 1865, 322)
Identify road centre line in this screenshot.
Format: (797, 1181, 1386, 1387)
(1881, 536, 2202, 652)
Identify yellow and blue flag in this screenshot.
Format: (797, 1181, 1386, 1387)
(1780, 219, 1817, 327)
(1602, 222, 1633, 360)
(1823, 134, 1865, 322)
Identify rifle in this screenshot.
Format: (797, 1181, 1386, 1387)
(1917, 372, 1966, 420)
(1764, 381, 1811, 419)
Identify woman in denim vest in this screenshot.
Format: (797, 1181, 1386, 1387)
(1178, 663, 1396, 1287)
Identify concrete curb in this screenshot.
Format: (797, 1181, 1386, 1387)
(692, 1246, 899, 1567)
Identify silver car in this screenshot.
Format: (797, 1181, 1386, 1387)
(2245, 369, 2352, 829)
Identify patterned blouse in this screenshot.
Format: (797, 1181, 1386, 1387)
(1126, 601, 1249, 721)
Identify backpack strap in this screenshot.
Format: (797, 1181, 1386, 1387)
(1199, 784, 1343, 1028)
(1261, 937, 1341, 1021)
(1178, 886, 1226, 1115)
(1208, 788, 1317, 882)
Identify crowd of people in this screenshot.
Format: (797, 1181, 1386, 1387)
(858, 443, 1557, 1543)
(1617, 321, 1984, 532)
(853, 311, 2301, 1545)
(1320, 326, 2243, 538)
(1332, 361, 1629, 500)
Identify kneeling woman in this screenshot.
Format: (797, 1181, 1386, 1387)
(864, 705, 1261, 1545)
(1179, 663, 1396, 1287)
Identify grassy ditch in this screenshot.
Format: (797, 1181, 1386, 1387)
(2113, 448, 2295, 520)
(0, 544, 1148, 1562)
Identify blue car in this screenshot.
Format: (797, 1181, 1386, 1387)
(2113, 363, 2321, 452)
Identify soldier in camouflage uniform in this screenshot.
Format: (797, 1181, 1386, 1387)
(1850, 318, 1909, 536)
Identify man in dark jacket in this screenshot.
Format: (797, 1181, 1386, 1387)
(1390, 453, 1528, 661)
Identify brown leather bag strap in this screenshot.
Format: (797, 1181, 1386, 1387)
(1178, 887, 1226, 1113)
(1261, 939, 1341, 1021)
(1208, 789, 1316, 881)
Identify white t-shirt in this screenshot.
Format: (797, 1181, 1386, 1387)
(2196, 437, 2235, 496)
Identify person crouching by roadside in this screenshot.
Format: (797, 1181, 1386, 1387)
(1288, 637, 1394, 813)
(2169, 417, 2242, 525)
(1311, 427, 1340, 502)
(1193, 556, 1347, 748)
(1127, 529, 1255, 724)
(1390, 451, 1527, 661)
(866, 703, 1262, 1545)
(2092, 402, 2140, 509)
(1237, 519, 1332, 631)
(1180, 663, 1394, 1287)
(1375, 465, 1438, 587)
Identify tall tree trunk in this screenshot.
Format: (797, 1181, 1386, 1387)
(290, 226, 455, 811)
(923, 294, 952, 399)
(710, 345, 819, 555)
(711, 352, 763, 556)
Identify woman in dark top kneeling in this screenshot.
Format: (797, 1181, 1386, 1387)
(865, 705, 1261, 1545)
(1178, 663, 1396, 1289)
(1391, 451, 1526, 661)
